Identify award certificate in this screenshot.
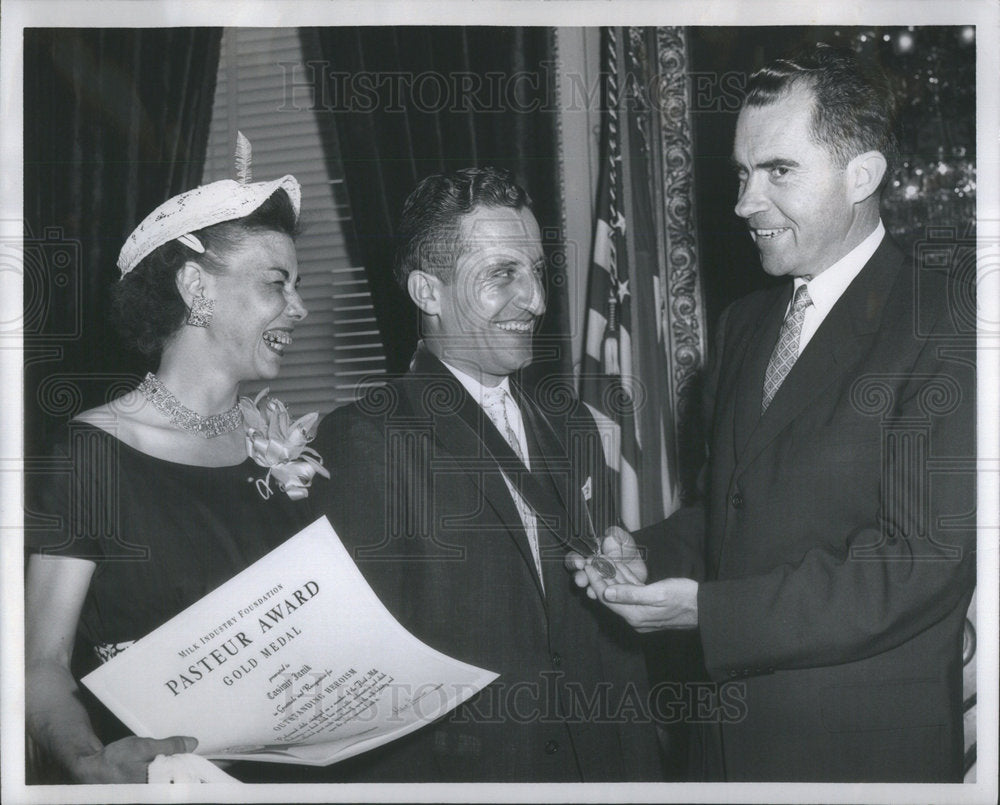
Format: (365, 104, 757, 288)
(82, 517, 498, 765)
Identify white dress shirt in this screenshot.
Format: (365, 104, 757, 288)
(442, 362, 543, 590)
(794, 220, 886, 355)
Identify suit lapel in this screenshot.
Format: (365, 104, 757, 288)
(511, 382, 583, 627)
(513, 383, 598, 560)
(513, 382, 568, 510)
(732, 287, 789, 458)
(735, 238, 905, 472)
(407, 347, 568, 599)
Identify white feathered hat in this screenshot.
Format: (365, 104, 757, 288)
(117, 132, 301, 277)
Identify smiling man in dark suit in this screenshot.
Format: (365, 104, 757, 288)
(311, 167, 663, 782)
(570, 45, 976, 782)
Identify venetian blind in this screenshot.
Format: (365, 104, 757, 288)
(201, 27, 386, 416)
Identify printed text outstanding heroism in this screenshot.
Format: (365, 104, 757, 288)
(163, 581, 320, 696)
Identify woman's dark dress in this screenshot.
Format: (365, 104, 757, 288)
(27, 422, 314, 751)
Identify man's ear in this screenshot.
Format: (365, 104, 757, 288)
(176, 261, 208, 306)
(407, 270, 443, 316)
(846, 150, 888, 204)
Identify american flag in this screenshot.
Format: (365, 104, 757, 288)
(580, 27, 677, 531)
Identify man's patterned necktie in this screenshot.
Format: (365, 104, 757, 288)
(762, 283, 813, 412)
(482, 387, 544, 589)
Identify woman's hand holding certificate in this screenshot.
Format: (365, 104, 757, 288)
(81, 518, 498, 767)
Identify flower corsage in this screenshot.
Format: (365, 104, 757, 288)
(240, 389, 329, 501)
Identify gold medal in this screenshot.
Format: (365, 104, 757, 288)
(591, 555, 617, 580)
(581, 498, 617, 580)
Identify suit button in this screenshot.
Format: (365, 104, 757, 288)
(731, 493, 744, 509)
(551, 653, 562, 668)
(729, 670, 738, 678)
(545, 740, 559, 755)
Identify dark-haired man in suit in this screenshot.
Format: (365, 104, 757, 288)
(570, 45, 976, 782)
(312, 167, 663, 782)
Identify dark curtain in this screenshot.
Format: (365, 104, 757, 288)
(23, 28, 222, 457)
(301, 26, 570, 381)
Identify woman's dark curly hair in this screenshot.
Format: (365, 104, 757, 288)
(112, 188, 298, 359)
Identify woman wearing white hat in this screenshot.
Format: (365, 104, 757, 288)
(25, 140, 326, 783)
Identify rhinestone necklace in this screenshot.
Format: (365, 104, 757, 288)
(137, 372, 243, 439)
